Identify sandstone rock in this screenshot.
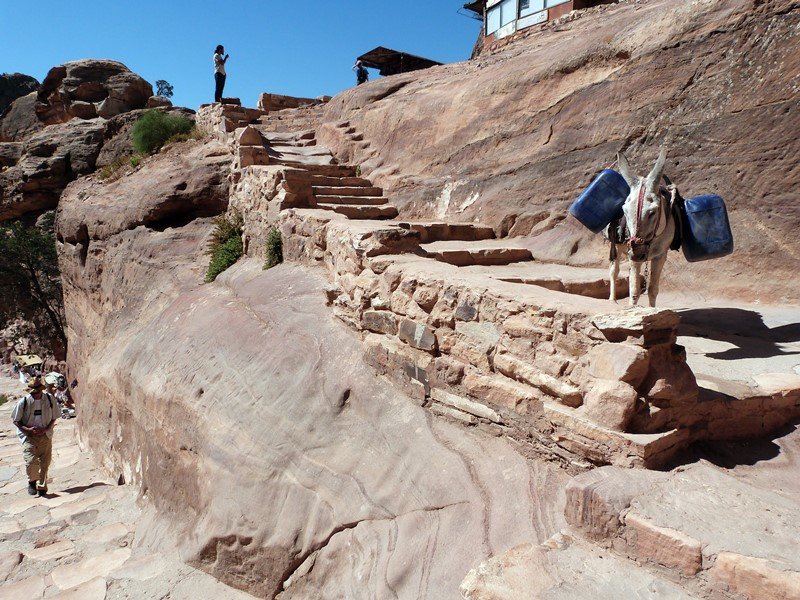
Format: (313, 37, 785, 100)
(581, 379, 638, 431)
(48, 577, 108, 600)
(36, 59, 152, 124)
(585, 342, 650, 388)
(0, 92, 43, 142)
(0, 73, 38, 113)
(360, 309, 397, 335)
(623, 512, 702, 576)
(0, 550, 21, 578)
(51, 547, 131, 590)
(397, 318, 437, 352)
(494, 352, 582, 407)
(0, 142, 22, 168)
(591, 308, 680, 345)
(430, 403, 478, 425)
(146, 95, 173, 108)
(463, 371, 540, 414)
(58, 140, 230, 243)
(24, 539, 75, 561)
(0, 575, 45, 599)
(1, 118, 106, 219)
(431, 387, 502, 423)
(235, 125, 264, 147)
(710, 552, 800, 600)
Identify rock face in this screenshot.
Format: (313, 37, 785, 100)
(0, 119, 106, 220)
(0, 92, 43, 142)
(318, 0, 800, 302)
(36, 60, 152, 125)
(0, 73, 38, 113)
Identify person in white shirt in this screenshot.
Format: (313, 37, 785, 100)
(214, 44, 230, 102)
(11, 377, 58, 496)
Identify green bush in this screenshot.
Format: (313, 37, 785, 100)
(205, 211, 244, 283)
(0, 394, 8, 407)
(132, 110, 193, 155)
(129, 154, 141, 168)
(264, 227, 283, 269)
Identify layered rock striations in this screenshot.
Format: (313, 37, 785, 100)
(318, 0, 800, 302)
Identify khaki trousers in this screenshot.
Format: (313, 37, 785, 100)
(22, 435, 52, 490)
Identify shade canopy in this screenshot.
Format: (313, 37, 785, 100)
(15, 354, 43, 367)
(357, 47, 443, 77)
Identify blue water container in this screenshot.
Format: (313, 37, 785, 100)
(680, 194, 734, 262)
(569, 169, 631, 233)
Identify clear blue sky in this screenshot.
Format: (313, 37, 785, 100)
(2, 1, 481, 109)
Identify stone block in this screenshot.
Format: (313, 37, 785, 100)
(431, 388, 502, 423)
(463, 371, 539, 414)
(710, 552, 800, 600)
(361, 310, 398, 335)
(398, 319, 437, 352)
(585, 342, 650, 388)
(494, 353, 582, 407)
(429, 356, 466, 387)
(581, 379, 638, 432)
(430, 403, 478, 425)
(592, 308, 680, 344)
(236, 125, 264, 147)
(623, 512, 702, 576)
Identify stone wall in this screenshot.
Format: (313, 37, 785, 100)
(257, 93, 324, 113)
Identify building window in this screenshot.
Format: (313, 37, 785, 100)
(487, 0, 517, 35)
(519, 0, 545, 17)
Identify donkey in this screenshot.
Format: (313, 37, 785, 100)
(607, 147, 679, 307)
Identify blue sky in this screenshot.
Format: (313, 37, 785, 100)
(2, 1, 481, 109)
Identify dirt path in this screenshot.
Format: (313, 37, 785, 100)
(0, 376, 257, 600)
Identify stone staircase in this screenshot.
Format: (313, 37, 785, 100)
(202, 100, 800, 473)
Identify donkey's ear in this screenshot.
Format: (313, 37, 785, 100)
(647, 146, 667, 187)
(617, 152, 637, 187)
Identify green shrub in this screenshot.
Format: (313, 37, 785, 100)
(132, 110, 193, 155)
(98, 155, 130, 181)
(129, 154, 141, 168)
(0, 394, 7, 407)
(264, 227, 283, 269)
(205, 211, 244, 282)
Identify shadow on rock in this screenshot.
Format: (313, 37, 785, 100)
(677, 307, 800, 361)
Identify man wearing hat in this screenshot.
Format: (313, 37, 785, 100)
(11, 377, 58, 496)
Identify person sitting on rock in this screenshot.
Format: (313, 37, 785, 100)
(353, 60, 368, 86)
(214, 44, 230, 103)
(11, 377, 58, 496)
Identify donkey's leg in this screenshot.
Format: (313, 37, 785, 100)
(609, 252, 620, 302)
(647, 254, 668, 308)
(629, 261, 642, 306)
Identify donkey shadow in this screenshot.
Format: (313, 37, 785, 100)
(676, 307, 800, 361)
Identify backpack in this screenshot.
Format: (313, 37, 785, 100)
(357, 66, 368, 83)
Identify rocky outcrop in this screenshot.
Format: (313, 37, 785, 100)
(36, 60, 152, 125)
(0, 92, 43, 142)
(318, 0, 800, 302)
(0, 73, 38, 113)
(0, 119, 106, 220)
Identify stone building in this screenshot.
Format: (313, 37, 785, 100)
(464, 0, 615, 54)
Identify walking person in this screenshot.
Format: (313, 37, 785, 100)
(353, 59, 368, 86)
(214, 44, 230, 102)
(11, 377, 58, 496)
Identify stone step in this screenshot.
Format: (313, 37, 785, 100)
(314, 195, 389, 206)
(421, 240, 533, 267)
(397, 221, 496, 243)
(309, 175, 374, 187)
(313, 186, 383, 197)
(545, 402, 690, 468)
(299, 164, 359, 177)
(316, 203, 398, 220)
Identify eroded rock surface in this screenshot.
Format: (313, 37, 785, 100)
(0, 73, 38, 114)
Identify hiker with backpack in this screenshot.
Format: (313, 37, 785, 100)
(353, 60, 369, 86)
(11, 377, 59, 496)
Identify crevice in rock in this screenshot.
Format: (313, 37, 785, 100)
(279, 501, 469, 592)
(371, 80, 412, 104)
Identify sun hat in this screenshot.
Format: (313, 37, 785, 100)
(26, 377, 44, 392)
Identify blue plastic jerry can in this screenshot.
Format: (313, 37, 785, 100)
(680, 194, 734, 262)
(569, 169, 631, 233)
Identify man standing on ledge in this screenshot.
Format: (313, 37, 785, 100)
(12, 377, 58, 496)
(214, 44, 230, 102)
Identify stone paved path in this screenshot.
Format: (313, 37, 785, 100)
(0, 377, 256, 600)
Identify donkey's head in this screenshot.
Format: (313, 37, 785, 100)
(618, 147, 667, 261)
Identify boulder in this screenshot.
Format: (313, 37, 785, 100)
(0, 118, 106, 220)
(146, 95, 173, 108)
(0, 73, 38, 113)
(581, 379, 638, 431)
(585, 342, 650, 388)
(35, 59, 152, 124)
(0, 92, 43, 142)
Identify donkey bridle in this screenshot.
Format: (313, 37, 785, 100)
(627, 181, 664, 250)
